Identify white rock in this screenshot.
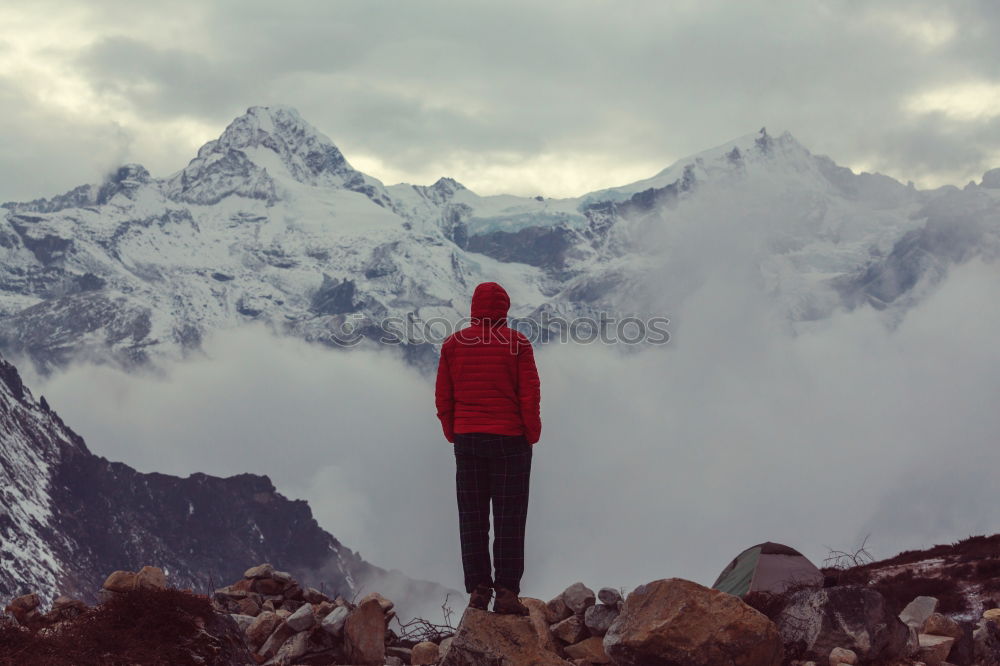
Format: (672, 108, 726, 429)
(321, 605, 349, 635)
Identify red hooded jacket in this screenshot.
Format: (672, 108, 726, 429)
(435, 282, 542, 444)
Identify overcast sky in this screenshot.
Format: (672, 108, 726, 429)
(3, 0, 1000, 203)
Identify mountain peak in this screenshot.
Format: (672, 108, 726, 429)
(167, 106, 393, 206)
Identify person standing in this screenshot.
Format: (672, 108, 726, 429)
(435, 281, 541, 615)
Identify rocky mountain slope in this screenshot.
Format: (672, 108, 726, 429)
(0, 351, 452, 620)
(3, 106, 998, 372)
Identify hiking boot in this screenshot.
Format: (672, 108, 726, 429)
(468, 583, 493, 610)
(492, 585, 529, 615)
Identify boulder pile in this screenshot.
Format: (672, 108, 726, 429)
(211, 562, 408, 665)
(5, 564, 999, 666)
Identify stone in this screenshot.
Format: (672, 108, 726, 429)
(561, 582, 596, 616)
(247, 611, 282, 649)
(302, 586, 329, 604)
(280, 599, 303, 613)
(546, 595, 573, 624)
(924, 612, 963, 639)
(135, 565, 166, 589)
(49, 596, 87, 621)
(244, 563, 275, 579)
(257, 620, 294, 660)
(385, 657, 404, 666)
(271, 570, 293, 584)
(235, 596, 260, 616)
(440, 607, 571, 665)
(229, 613, 256, 633)
(605, 578, 783, 666)
(565, 636, 611, 663)
(411, 640, 440, 665)
(916, 633, 955, 666)
(261, 599, 276, 613)
(974, 618, 1000, 666)
(439, 635, 454, 655)
(321, 605, 349, 636)
(387, 646, 414, 662)
(584, 604, 618, 637)
(828, 646, 857, 665)
(283, 583, 304, 601)
(552, 614, 589, 644)
(597, 587, 623, 607)
(254, 577, 285, 595)
(313, 600, 333, 617)
(5, 593, 41, 625)
(986, 609, 1000, 623)
(286, 602, 315, 632)
(900, 596, 940, 631)
(275, 609, 291, 619)
(359, 591, 394, 613)
(102, 570, 137, 593)
(775, 586, 909, 663)
(344, 598, 386, 665)
(523, 597, 562, 655)
(274, 630, 309, 663)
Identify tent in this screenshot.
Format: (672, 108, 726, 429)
(712, 542, 823, 597)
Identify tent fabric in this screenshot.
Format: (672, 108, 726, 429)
(712, 542, 823, 598)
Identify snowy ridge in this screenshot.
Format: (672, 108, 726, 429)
(0, 357, 82, 600)
(2, 110, 999, 370)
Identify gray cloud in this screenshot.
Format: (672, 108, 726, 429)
(31, 256, 1000, 608)
(4, 0, 1000, 201)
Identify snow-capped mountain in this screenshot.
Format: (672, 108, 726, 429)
(0, 351, 452, 617)
(2, 106, 998, 370)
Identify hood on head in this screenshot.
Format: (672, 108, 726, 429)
(470, 282, 510, 323)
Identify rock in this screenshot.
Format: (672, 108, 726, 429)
(387, 646, 414, 662)
(597, 587, 622, 607)
(924, 612, 963, 639)
(604, 578, 783, 666)
(546, 595, 573, 624)
(280, 599, 303, 613)
(235, 596, 260, 616)
(321, 605, 349, 636)
(49, 596, 87, 621)
(828, 646, 857, 665)
(313, 600, 333, 617)
(440, 607, 571, 665)
(229, 613, 256, 633)
(552, 614, 589, 644)
(511, 597, 558, 656)
(102, 570, 137, 593)
(900, 596, 940, 631)
(986, 609, 1000, 623)
(261, 599, 276, 613)
(283, 583, 304, 601)
(974, 618, 1000, 666)
(917, 633, 955, 666)
(254, 577, 285, 595)
(302, 586, 329, 604)
(135, 565, 166, 589)
(562, 582, 596, 616)
(244, 563, 275, 579)
(271, 570, 293, 584)
(565, 636, 611, 663)
(275, 609, 291, 619)
(247, 611, 282, 649)
(385, 657, 404, 666)
(775, 586, 908, 663)
(359, 591, 395, 613)
(4, 593, 41, 625)
(257, 620, 294, 660)
(286, 602, 315, 632)
(411, 640, 441, 665)
(344, 598, 386, 665)
(584, 604, 618, 637)
(439, 635, 454, 655)
(273, 630, 309, 663)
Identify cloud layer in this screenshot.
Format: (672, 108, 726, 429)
(3, 0, 1000, 201)
(33, 256, 1000, 605)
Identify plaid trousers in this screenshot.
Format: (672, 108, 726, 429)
(453, 432, 532, 594)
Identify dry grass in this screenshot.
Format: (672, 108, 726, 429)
(0, 587, 235, 666)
